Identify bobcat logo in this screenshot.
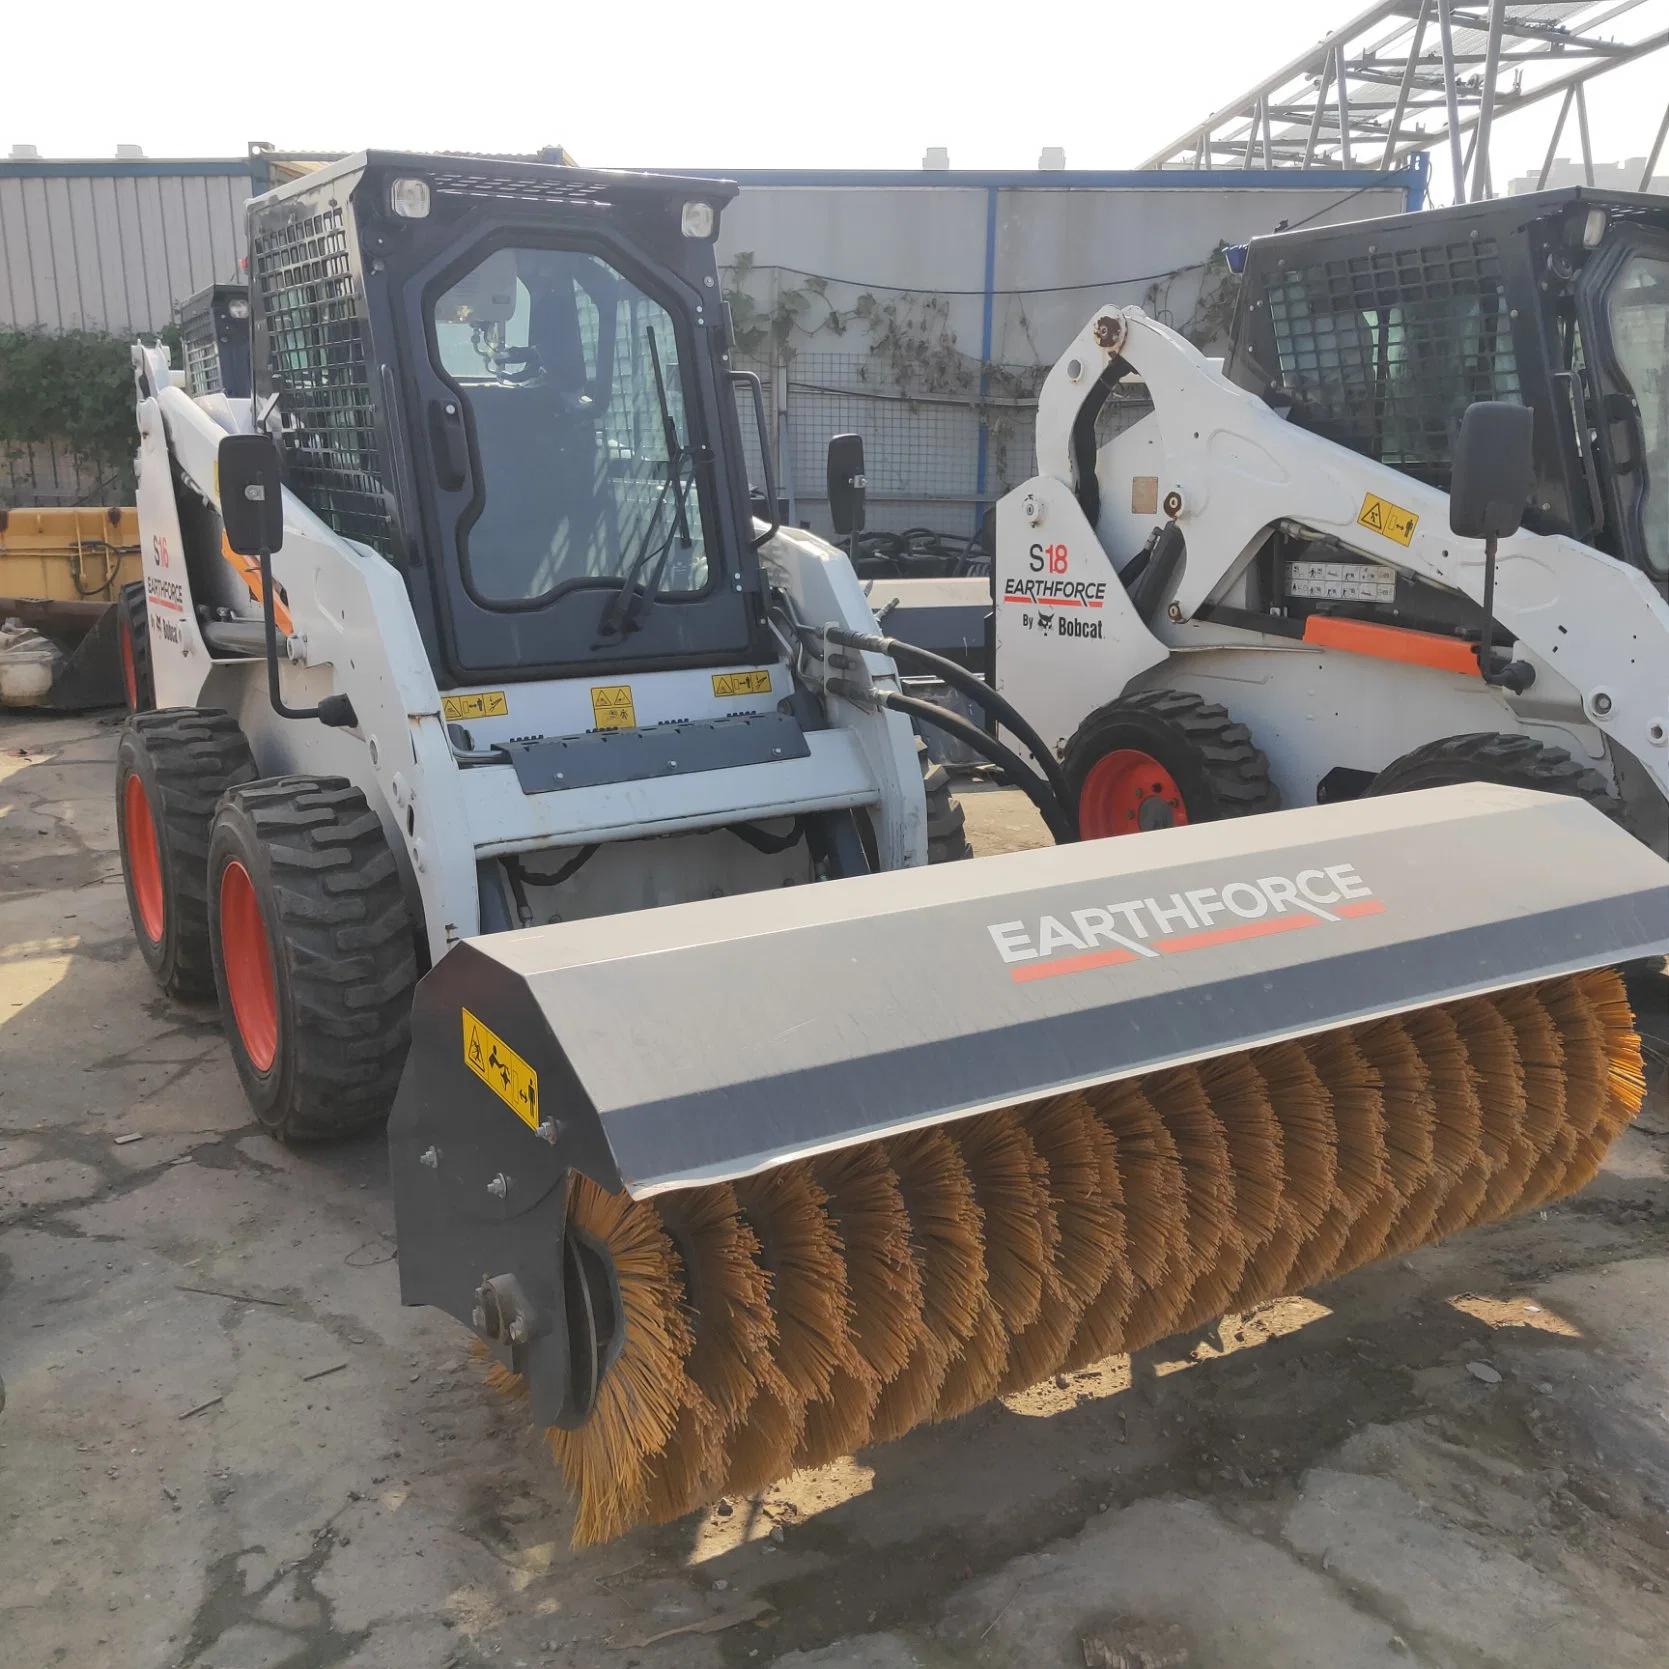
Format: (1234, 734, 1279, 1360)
(1036, 612, 1054, 634)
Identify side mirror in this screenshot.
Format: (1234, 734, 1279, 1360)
(827, 433, 867, 537)
(1449, 402, 1534, 540)
(218, 433, 285, 555)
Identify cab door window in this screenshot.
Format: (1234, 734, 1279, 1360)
(431, 247, 712, 605)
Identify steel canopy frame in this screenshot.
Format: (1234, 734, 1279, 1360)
(1142, 1, 1669, 202)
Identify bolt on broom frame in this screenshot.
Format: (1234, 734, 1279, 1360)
(390, 783, 1669, 1426)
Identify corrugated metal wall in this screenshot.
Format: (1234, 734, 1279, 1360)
(0, 161, 251, 334)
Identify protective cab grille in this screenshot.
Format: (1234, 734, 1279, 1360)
(180, 316, 223, 396)
(250, 204, 394, 555)
(1266, 237, 1522, 481)
(431, 170, 613, 206)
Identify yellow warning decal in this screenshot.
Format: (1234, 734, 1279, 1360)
(590, 685, 636, 730)
(462, 1007, 539, 1131)
(1357, 493, 1419, 546)
(442, 691, 508, 721)
(711, 669, 773, 698)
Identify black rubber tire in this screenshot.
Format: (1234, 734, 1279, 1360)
(116, 710, 257, 998)
(918, 736, 972, 862)
(207, 777, 418, 1142)
(1063, 689, 1280, 836)
(1365, 732, 1625, 821)
(118, 582, 154, 712)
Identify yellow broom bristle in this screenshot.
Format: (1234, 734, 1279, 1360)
(1531, 976, 1615, 1203)
(1450, 997, 1523, 1168)
(1247, 1040, 1337, 1233)
(547, 1178, 695, 1547)
(814, 1144, 925, 1383)
(644, 1387, 727, 1526)
(721, 1381, 808, 1498)
(1226, 1209, 1307, 1311)
(1000, 1095, 1125, 1392)
(1022, 1094, 1125, 1308)
(1135, 1065, 1242, 1333)
(1492, 985, 1568, 1151)
(1086, 1080, 1188, 1292)
(932, 1294, 1009, 1422)
(953, 1111, 1057, 1333)
(794, 1365, 884, 1470)
(1298, 1029, 1394, 1285)
(1539, 977, 1609, 1150)
(655, 1181, 778, 1429)
(885, 1126, 987, 1348)
(867, 1329, 952, 1444)
(734, 1164, 862, 1403)
(1059, 1248, 1136, 1370)
(1198, 1052, 1284, 1247)
(1448, 997, 1536, 1225)
(1147, 1066, 1234, 1293)
(1554, 968, 1650, 1198)
(1090, 1079, 1193, 1350)
(1354, 1016, 1437, 1202)
(1580, 966, 1648, 1139)
(1056, 1110, 1136, 1370)
(1396, 1006, 1489, 1244)
(999, 1287, 1084, 1394)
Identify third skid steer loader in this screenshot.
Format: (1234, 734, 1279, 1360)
(115, 154, 1669, 1546)
(991, 188, 1669, 851)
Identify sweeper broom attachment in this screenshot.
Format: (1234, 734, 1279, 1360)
(390, 785, 1666, 1543)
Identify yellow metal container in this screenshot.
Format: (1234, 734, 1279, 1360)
(0, 507, 142, 604)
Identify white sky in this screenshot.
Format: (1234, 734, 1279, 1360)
(8, 0, 1668, 197)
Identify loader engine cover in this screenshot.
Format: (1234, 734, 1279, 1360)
(391, 784, 1668, 1427)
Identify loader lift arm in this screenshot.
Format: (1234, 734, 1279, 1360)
(1030, 306, 1669, 802)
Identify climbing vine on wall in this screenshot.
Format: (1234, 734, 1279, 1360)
(1142, 244, 1242, 353)
(720, 255, 1047, 491)
(0, 329, 140, 501)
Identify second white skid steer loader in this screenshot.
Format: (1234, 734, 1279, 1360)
(115, 153, 1669, 1545)
(991, 189, 1669, 853)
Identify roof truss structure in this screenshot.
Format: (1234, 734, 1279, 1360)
(1141, 1, 1669, 202)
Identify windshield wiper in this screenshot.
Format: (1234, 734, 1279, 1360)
(593, 326, 698, 645)
(592, 453, 698, 645)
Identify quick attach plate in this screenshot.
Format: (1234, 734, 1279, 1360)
(505, 712, 809, 795)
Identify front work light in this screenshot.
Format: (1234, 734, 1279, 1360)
(391, 178, 432, 219)
(681, 201, 715, 239)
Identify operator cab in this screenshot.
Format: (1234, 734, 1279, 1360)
(246, 152, 775, 687)
(1225, 188, 1669, 595)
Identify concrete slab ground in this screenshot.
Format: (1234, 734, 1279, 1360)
(3, 711, 1667, 1669)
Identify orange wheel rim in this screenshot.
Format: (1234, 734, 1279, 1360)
(220, 860, 279, 1073)
(120, 619, 139, 710)
(1079, 748, 1188, 839)
(122, 772, 166, 943)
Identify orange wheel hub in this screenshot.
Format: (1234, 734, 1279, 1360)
(220, 860, 279, 1073)
(1079, 748, 1188, 839)
(123, 773, 165, 943)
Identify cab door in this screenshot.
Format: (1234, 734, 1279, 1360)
(401, 235, 761, 681)
(1579, 229, 1669, 588)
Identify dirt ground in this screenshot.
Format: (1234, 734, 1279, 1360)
(3, 712, 1668, 1669)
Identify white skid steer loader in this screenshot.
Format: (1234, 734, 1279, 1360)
(991, 189, 1669, 855)
(114, 154, 1669, 1543)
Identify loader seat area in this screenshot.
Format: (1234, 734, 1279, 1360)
(462, 385, 613, 602)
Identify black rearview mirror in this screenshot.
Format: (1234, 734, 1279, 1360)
(827, 433, 867, 537)
(218, 433, 285, 556)
(1449, 402, 1534, 540)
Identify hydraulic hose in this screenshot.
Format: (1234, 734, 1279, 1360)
(827, 678, 1076, 845)
(823, 624, 1073, 821)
